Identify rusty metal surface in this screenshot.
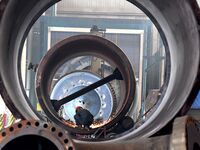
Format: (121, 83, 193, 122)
(0, 120, 75, 150)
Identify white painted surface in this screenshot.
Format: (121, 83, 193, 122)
(0, 95, 6, 114)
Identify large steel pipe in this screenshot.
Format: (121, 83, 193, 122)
(0, 0, 199, 141)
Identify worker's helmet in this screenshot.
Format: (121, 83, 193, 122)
(76, 106, 83, 112)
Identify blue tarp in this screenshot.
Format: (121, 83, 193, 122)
(191, 91, 200, 109)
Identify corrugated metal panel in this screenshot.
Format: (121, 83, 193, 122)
(57, 0, 143, 15)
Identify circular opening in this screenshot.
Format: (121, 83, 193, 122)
(36, 35, 135, 135)
(51, 127, 56, 132)
(43, 124, 48, 128)
(9, 127, 14, 132)
(49, 55, 128, 128)
(18, 123, 22, 128)
(26, 122, 31, 126)
(0, 0, 198, 142)
(21, 0, 167, 138)
(2, 132, 6, 137)
(35, 122, 40, 127)
(68, 147, 73, 150)
(64, 139, 69, 144)
(2, 135, 59, 150)
(58, 132, 63, 137)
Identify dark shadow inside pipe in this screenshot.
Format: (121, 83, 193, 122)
(193, 142, 200, 150)
(2, 135, 59, 150)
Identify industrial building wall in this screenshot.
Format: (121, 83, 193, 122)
(56, 0, 144, 15)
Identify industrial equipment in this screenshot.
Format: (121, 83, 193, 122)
(0, 0, 199, 149)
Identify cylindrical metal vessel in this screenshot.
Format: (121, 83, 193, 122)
(0, 0, 199, 141)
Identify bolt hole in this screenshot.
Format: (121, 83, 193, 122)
(64, 139, 68, 144)
(58, 132, 63, 137)
(35, 122, 40, 127)
(9, 127, 14, 132)
(68, 147, 73, 150)
(2, 132, 6, 137)
(26, 122, 31, 126)
(51, 127, 56, 132)
(43, 124, 48, 128)
(18, 123, 22, 128)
